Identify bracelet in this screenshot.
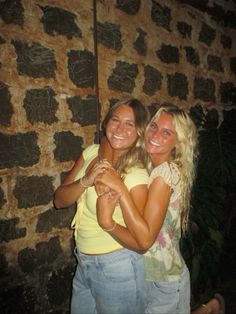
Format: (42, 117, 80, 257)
(103, 221, 116, 232)
(80, 176, 90, 188)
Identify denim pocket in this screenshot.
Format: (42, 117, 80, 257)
(101, 256, 135, 283)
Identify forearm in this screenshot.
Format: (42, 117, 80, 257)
(54, 178, 87, 208)
(104, 222, 146, 254)
(119, 189, 152, 250)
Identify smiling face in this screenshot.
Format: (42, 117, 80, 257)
(105, 104, 138, 154)
(145, 112, 177, 166)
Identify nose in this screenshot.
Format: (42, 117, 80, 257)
(116, 122, 124, 132)
(152, 129, 160, 139)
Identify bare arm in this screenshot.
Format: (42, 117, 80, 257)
(96, 169, 172, 251)
(54, 155, 108, 209)
(96, 183, 148, 253)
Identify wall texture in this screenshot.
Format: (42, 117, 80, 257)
(0, 0, 235, 313)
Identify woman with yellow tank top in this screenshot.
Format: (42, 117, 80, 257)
(54, 98, 150, 314)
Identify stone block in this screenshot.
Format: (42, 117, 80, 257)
(23, 87, 58, 125)
(12, 40, 56, 78)
(108, 61, 138, 92)
(67, 49, 95, 87)
(53, 131, 83, 162)
(0, 132, 40, 169)
(13, 175, 54, 209)
(67, 95, 97, 126)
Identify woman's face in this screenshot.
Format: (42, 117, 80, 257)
(145, 112, 177, 164)
(106, 104, 138, 153)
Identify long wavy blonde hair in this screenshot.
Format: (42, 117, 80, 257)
(102, 97, 150, 175)
(147, 104, 198, 233)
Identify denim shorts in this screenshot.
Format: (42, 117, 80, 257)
(71, 248, 145, 314)
(145, 264, 190, 314)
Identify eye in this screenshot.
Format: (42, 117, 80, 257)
(125, 122, 135, 128)
(150, 122, 157, 129)
(111, 117, 119, 122)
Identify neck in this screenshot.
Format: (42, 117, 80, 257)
(151, 155, 173, 167)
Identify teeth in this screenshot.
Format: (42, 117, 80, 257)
(113, 135, 124, 140)
(150, 140, 160, 147)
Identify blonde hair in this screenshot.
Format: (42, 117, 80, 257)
(102, 97, 149, 175)
(148, 104, 198, 233)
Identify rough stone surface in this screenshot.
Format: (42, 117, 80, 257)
(18, 237, 62, 273)
(167, 72, 188, 100)
(133, 28, 147, 56)
(13, 175, 54, 209)
(143, 65, 162, 96)
(0, 179, 6, 208)
(67, 49, 95, 87)
(220, 82, 236, 105)
(207, 55, 223, 72)
(230, 57, 236, 75)
(47, 265, 74, 305)
(0, 82, 14, 127)
(108, 61, 138, 92)
(151, 2, 171, 31)
(12, 40, 56, 78)
(184, 46, 200, 66)
(97, 21, 122, 52)
(0, 285, 36, 314)
(0, 36, 6, 44)
(194, 77, 216, 101)
(0, 132, 40, 169)
(39, 5, 82, 39)
(67, 94, 98, 126)
(156, 44, 179, 63)
(36, 206, 76, 233)
(0, 218, 26, 243)
(0, 0, 24, 26)
(198, 22, 216, 46)
(53, 131, 83, 162)
(177, 21, 192, 38)
(23, 87, 59, 125)
(116, 0, 141, 15)
(220, 34, 232, 49)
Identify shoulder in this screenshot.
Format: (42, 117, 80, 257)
(82, 144, 99, 159)
(124, 166, 149, 190)
(149, 162, 180, 187)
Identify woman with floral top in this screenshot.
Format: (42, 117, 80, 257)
(95, 104, 198, 314)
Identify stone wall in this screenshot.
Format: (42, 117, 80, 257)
(0, 0, 235, 313)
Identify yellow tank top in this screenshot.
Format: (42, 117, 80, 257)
(71, 144, 149, 254)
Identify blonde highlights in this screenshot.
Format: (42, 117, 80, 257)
(150, 104, 198, 233)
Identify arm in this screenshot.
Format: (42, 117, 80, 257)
(54, 155, 107, 209)
(54, 156, 85, 208)
(119, 177, 172, 251)
(96, 183, 148, 253)
(96, 169, 172, 251)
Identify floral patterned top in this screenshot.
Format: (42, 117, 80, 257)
(144, 161, 185, 282)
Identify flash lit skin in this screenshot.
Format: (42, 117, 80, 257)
(96, 111, 179, 251)
(145, 112, 177, 167)
(105, 104, 138, 160)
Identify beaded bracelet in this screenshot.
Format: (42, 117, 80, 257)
(80, 176, 90, 188)
(103, 221, 116, 232)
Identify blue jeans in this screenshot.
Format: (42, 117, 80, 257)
(71, 248, 145, 314)
(145, 264, 190, 314)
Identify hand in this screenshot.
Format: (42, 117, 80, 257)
(95, 167, 124, 194)
(96, 191, 121, 229)
(82, 159, 111, 187)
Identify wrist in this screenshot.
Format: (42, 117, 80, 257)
(80, 176, 91, 188)
(102, 220, 116, 232)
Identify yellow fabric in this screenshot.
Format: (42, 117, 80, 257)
(71, 144, 149, 254)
